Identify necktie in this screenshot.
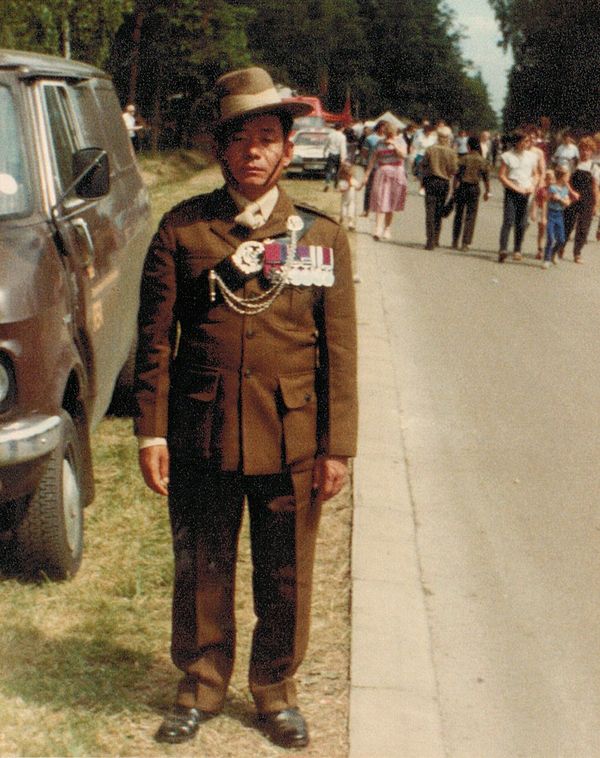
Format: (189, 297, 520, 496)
(234, 202, 264, 229)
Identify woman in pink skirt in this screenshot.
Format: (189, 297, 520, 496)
(364, 122, 408, 240)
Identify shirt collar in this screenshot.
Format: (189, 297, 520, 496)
(228, 186, 280, 223)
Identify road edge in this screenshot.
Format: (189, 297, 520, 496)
(349, 237, 445, 757)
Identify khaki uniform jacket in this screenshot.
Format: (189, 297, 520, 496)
(134, 186, 358, 475)
(423, 144, 458, 181)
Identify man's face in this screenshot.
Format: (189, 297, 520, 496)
(219, 114, 293, 199)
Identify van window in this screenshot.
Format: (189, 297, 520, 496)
(93, 83, 135, 170)
(70, 83, 107, 152)
(0, 85, 31, 217)
(42, 85, 78, 195)
(71, 81, 133, 171)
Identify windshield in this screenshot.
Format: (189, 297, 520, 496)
(293, 116, 325, 131)
(0, 84, 31, 218)
(294, 132, 329, 146)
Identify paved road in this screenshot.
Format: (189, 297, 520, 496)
(350, 177, 600, 757)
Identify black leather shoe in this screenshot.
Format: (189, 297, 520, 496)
(259, 707, 309, 748)
(155, 705, 214, 744)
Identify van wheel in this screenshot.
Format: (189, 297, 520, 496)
(15, 410, 84, 580)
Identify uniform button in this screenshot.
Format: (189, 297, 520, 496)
(305, 393, 312, 402)
(244, 368, 252, 378)
(246, 329, 255, 338)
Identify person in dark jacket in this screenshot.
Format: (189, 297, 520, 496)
(133, 66, 358, 750)
(451, 136, 490, 251)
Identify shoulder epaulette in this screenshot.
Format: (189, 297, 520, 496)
(294, 202, 340, 225)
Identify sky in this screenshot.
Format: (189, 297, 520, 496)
(446, 0, 514, 116)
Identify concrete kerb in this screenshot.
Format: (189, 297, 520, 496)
(349, 234, 445, 757)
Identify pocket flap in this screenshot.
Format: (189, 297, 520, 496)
(279, 372, 315, 410)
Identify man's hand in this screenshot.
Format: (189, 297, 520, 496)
(139, 444, 170, 496)
(312, 456, 349, 504)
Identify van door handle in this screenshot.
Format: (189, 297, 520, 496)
(71, 217, 94, 266)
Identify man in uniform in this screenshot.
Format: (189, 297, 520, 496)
(133, 67, 358, 749)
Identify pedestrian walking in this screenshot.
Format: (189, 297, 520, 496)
(364, 122, 408, 240)
(411, 121, 437, 196)
(360, 120, 386, 215)
(497, 130, 540, 262)
(542, 166, 574, 269)
(559, 136, 600, 263)
(421, 124, 458, 250)
(323, 122, 347, 191)
(451, 136, 490, 251)
(133, 66, 358, 750)
(552, 131, 579, 172)
(479, 130, 492, 162)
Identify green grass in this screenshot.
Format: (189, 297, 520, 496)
(0, 156, 352, 757)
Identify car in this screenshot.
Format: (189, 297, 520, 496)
(287, 129, 332, 177)
(0, 49, 153, 579)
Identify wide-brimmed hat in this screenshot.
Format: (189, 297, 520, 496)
(213, 67, 312, 127)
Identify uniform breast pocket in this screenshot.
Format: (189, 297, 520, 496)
(168, 368, 222, 459)
(279, 371, 318, 465)
(273, 286, 317, 331)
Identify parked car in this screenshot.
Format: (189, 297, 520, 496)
(290, 115, 326, 136)
(287, 129, 332, 177)
(0, 50, 152, 579)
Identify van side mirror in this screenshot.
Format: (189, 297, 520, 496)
(72, 148, 110, 198)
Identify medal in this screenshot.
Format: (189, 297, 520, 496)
(311, 246, 325, 286)
(232, 240, 265, 274)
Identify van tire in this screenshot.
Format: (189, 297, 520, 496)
(15, 410, 84, 580)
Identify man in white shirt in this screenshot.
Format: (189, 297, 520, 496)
(122, 103, 142, 151)
(323, 122, 347, 190)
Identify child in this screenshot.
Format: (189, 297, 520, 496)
(337, 161, 362, 231)
(532, 169, 554, 259)
(543, 166, 576, 268)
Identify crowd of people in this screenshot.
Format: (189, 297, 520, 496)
(327, 118, 600, 268)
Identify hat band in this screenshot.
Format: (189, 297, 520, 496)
(220, 87, 282, 120)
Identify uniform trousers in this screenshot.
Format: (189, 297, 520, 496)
(167, 457, 320, 715)
(452, 182, 480, 246)
(423, 175, 450, 248)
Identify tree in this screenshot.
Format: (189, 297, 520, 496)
(489, 0, 600, 132)
(109, 0, 254, 150)
(0, 0, 132, 67)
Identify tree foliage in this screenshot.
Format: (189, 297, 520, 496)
(2, 0, 498, 146)
(489, 0, 600, 132)
(109, 0, 254, 149)
(0, 0, 132, 66)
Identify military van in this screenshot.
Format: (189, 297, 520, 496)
(0, 50, 152, 579)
